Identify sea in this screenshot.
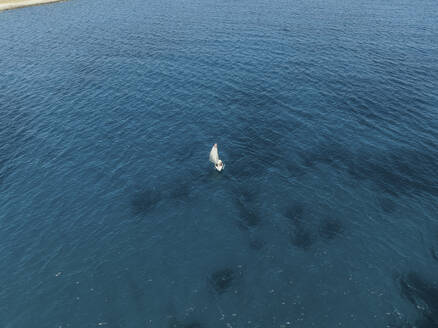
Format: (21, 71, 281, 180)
(0, 0, 437, 327)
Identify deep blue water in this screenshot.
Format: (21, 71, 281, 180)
(1, 0, 438, 326)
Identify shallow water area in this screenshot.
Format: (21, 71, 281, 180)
(0, 0, 438, 327)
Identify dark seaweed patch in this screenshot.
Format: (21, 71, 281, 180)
(237, 204, 260, 228)
(233, 185, 261, 229)
(226, 160, 258, 179)
(225, 107, 288, 177)
(131, 179, 192, 214)
(249, 238, 265, 250)
(209, 268, 240, 294)
(284, 204, 315, 250)
(399, 272, 438, 327)
(285, 161, 306, 178)
(284, 204, 304, 223)
(236, 219, 250, 231)
(169, 319, 202, 328)
(319, 218, 343, 240)
(379, 197, 396, 213)
(299, 141, 349, 169)
(210, 268, 234, 293)
(290, 228, 314, 250)
(159, 177, 193, 202)
(0, 106, 33, 189)
(235, 185, 257, 203)
(131, 189, 162, 214)
(431, 248, 438, 262)
(183, 323, 202, 328)
(349, 155, 406, 197)
(168, 182, 191, 200)
(126, 274, 145, 313)
(300, 140, 438, 197)
(364, 150, 432, 196)
(0, 160, 13, 186)
(384, 318, 411, 328)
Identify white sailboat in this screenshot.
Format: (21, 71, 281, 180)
(209, 143, 224, 172)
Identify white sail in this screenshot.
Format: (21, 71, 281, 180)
(209, 144, 220, 164)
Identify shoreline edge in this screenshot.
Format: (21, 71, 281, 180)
(0, 0, 66, 12)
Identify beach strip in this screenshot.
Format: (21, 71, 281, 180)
(0, 0, 65, 11)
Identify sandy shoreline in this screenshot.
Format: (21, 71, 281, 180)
(0, 0, 65, 11)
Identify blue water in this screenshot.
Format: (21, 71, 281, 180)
(1, 0, 438, 326)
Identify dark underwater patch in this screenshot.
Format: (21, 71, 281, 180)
(384, 318, 411, 328)
(301, 141, 438, 197)
(168, 318, 202, 328)
(209, 268, 234, 293)
(225, 159, 257, 179)
(399, 272, 438, 327)
(225, 108, 288, 177)
(209, 267, 244, 294)
(249, 238, 265, 250)
(125, 272, 145, 313)
(168, 182, 191, 200)
(348, 154, 404, 197)
(184, 323, 202, 328)
(319, 218, 343, 240)
(0, 117, 29, 189)
(431, 248, 438, 262)
(0, 159, 13, 187)
(378, 196, 396, 213)
(285, 161, 306, 178)
(233, 184, 261, 229)
(235, 185, 257, 203)
(284, 203, 304, 223)
(131, 179, 192, 214)
(131, 188, 162, 214)
(290, 228, 315, 250)
(284, 203, 316, 250)
(365, 149, 438, 197)
(299, 141, 349, 170)
(236, 203, 261, 229)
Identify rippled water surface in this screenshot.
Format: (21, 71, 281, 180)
(1, 0, 438, 327)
